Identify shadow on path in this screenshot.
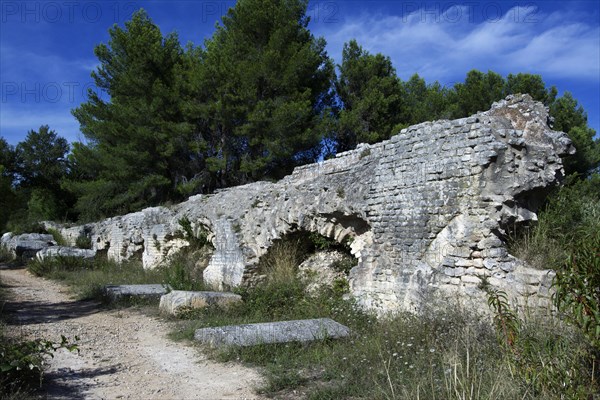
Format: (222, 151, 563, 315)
(1, 264, 102, 325)
(3, 298, 101, 325)
(43, 365, 121, 399)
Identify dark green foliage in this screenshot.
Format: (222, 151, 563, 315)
(450, 70, 505, 117)
(549, 93, 600, 176)
(177, 216, 211, 250)
(335, 39, 404, 151)
(0, 334, 78, 393)
(554, 233, 600, 349)
(199, 0, 335, 184)
(13, 126, 69, 193)
(69, 10, 192, 219)
(75, 235, 92, 250)
(46, 228, 68, 246)
(0, 138, 18, 233)
(399, 74, 453, 125)
(505, 73, 557, 105)
(1, 127, 72, 232)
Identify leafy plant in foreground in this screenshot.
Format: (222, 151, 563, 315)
(554, 233, 600, 349)
(0, 334, 78, 391)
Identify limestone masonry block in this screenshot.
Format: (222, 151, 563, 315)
(159, 290, 242, 315)
(194, 318, 351, 346)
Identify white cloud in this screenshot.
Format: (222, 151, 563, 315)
(313, 5, 600, 84)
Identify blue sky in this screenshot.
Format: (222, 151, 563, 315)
(1, 0, 599, 145)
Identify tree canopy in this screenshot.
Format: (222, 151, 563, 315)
(70, 10, 191, 219)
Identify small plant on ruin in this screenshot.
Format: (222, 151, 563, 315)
(75, 234, 92, 249)
(177, 216, 211, 250)
(46, 228, 68, 246)
(479, 277, 520, 351)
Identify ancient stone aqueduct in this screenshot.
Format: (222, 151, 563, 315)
(48, 95, 574, 313)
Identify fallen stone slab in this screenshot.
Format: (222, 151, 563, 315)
(194, 318, 351, 347)
(103, 284, 170, 303)
(1, 233, 57, 258)
(36, 246, 96, 261)
(159, 290, 242, 315)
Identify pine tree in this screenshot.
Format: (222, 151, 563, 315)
(451, 70, 505, 117)
(70, 10, 191, 218)
(199, 0, 335, 184)
(335, 39, 404, 152)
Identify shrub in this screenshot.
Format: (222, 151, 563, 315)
(554, 233, 600, 349)
(177, 216, 211, 250)
(160, 250, 209, 291)
(0, 334, 78, 392)
(75, 235, 92, 250)
(0, 245, 14, 263)
(508, 174, 600, 270)
(46, 228, 67, 246)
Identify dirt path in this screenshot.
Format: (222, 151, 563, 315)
(0, 265, 265, 400)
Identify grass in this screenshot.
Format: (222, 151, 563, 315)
(168, 239, 599, 399)
(26, 247, 211, 302)
(0, 245, 14, 263)
(28, 256, 161, 301)
(46, 228, 68, 246)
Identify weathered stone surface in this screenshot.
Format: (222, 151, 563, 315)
(1, 233, 57, 258)
(159, 290, 242, 315)
(45, 95, 573, 314)
(36, 246, 96, 261)
(194, 318, 351, 346)
(103, 284, 169, 303)
(298, 251, 353, 293)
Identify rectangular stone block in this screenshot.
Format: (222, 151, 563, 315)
(103, 284, 169, 303)
(159, 290, 242, 315)
(194, 318, 350, 347)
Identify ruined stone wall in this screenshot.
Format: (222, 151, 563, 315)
(49, 95, 573, 313)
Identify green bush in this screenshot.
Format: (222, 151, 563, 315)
(75, 235, 92, 250)
(0, 245, 14, 263)
(509, 174, 600, 270)
(554, 233, 600, 349)
(160, 250, 208, 291)
(46, 228, 68, 246)
(177, 216, 211, 250)
(0, 334, 78, 392)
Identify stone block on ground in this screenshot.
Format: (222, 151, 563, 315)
(194, 318, 350, 347)
(1, 233, 57, 258)
(103, 284, 170, 303)
(159, 290, 242, 315)
(36, 246, 96, 261)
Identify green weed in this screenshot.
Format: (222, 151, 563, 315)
(75, 235, 92, 249)
(46, 228, 68, 246)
